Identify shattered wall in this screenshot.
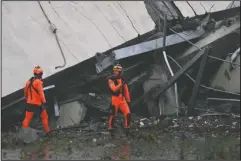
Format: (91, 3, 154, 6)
(2, 1, 155, 97)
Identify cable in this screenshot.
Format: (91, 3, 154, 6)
(117, 1, 140, 35)
(54, 33, 67, 69)
(200, 2, 208, 13)
(186, 1, 197, 16)
(208, 55, 240, 66)
(166, 54, 240, 96)
(69, 2, 112, 48)
(227, 1, 235, 9)
(93, 2, 126, 42)
(37, 1, 67, 69)
(38, 1, 51, 24)
(169, 28, 240, 67)
(209, 4, 215, 13)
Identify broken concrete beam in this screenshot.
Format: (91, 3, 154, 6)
(178, 19, 240, 59)
(95, 28, 205, 73)
(57, 101, 87, 127)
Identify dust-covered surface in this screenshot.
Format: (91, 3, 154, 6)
(2, 114, 240, 160)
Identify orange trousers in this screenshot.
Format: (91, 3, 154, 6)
(108, 96, 131, 129)
(22, 104, 50, 133)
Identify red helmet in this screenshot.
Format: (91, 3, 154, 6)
(113, 64, 122, 72)
(33, 65, 43, 75)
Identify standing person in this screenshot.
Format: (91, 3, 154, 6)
(107, 64, 131, 135)
(22, 66, 50, 135)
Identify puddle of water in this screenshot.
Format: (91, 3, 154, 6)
(1, 132, 240, 160)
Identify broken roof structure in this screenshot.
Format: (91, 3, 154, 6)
(2, 1, 240, 131)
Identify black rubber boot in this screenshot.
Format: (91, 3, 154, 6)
(124, 128, 130, 137)
(44, 131, 51, 137)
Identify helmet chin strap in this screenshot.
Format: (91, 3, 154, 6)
(34, 73, 43, 78)
(114, 72, 122, 78)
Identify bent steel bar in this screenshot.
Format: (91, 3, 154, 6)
(178, 20, 240, 59)
(2, 85, 55, 111)
(95, 28, 205, 73)
(206, 97, 240, 102)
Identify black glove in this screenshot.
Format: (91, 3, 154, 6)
(127, 102, 131, 108)
(41, 103, 46, 110)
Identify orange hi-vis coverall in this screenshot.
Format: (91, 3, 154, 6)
(107, 76, 131, 130)
(22, 77, 50, 133)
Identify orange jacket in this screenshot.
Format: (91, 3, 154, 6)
(108, 77, 131, 103)
(24, 77, 46, 106)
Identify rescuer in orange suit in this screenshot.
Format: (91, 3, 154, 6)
(22, 66, 50, 135)
(107, 64, 131, 135)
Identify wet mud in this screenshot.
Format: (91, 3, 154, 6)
(2, 115, 240, 160)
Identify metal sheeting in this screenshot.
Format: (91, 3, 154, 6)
(96, 29, 205, 73)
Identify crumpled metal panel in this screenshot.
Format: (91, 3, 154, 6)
(96, 29, 205, 73)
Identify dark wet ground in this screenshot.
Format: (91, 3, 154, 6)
(2, 115, 240, 160)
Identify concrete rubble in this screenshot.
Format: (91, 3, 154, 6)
(1, 1, 240, 147)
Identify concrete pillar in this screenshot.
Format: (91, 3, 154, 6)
(143, 64, 178, 116)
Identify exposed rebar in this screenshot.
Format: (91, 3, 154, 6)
(162, 14, 179, 116)
(166, 55, 240, 96)
(169, 28, 240, 67)
(206, 97, 240, 102)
